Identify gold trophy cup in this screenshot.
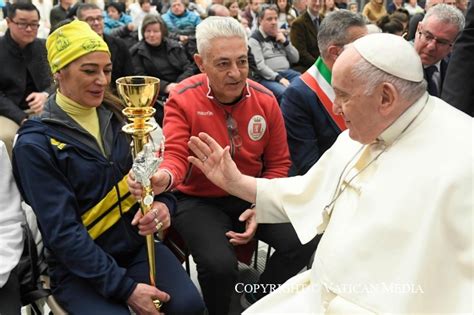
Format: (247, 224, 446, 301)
(116, 76, 163, 310)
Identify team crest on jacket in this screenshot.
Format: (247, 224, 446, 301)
(248, 115, 266, 141)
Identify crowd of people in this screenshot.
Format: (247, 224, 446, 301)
(0, 0, 472, 314)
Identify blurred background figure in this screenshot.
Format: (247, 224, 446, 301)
(362, 0, 387, 23)
(162, 0, 201, 58)
(225, 0, 243, 20)
(320, 0, 339, 17)
(104, 2, 133, 35)
(387, 0, 403, 13)
(276, 0, 296, 31)
(76, 3, 136, 92)
(404, 0, 424, 17)
(32, 0, 52, 38)
(129, 14, 196, 125)
(49, 0, 74, 30)
(347, 0, 358, 12)
(291, 0, 307, 17)
(0, 2, 52, 159)
(376, 14, 405, 35)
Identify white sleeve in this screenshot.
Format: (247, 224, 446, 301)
(0, 141, 25, 288)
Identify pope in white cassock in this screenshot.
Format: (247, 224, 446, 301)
(187, 33, 473, 314)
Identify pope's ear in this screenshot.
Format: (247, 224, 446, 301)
(194, 54, 205, 73)
(379, 82, 397, 116)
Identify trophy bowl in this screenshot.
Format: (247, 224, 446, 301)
(116, 76, 160, 135)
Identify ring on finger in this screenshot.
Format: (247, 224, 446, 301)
(152, 208, 159, 218)
(201, 155, 208, 162)
(155, 221, 163, 231)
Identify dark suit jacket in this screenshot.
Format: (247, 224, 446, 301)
(442, 4, 474, 117)
(0, 30, 52, 125)
(290, 11, 322, 73)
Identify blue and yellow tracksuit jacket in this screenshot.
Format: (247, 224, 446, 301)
(12, 97, 176, 301)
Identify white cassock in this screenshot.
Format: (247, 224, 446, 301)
(0, 141, 25, 287)
(246, 93, 473, 314)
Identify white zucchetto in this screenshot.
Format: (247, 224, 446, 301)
(353, 33, 424, 82)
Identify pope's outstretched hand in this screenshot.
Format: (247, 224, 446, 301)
(187, 132, 243, 195)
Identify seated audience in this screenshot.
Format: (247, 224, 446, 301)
(249, 4, 300, 103)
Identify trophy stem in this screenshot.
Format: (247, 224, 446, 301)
(116, 75, 162, 310)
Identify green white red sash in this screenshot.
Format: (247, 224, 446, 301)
(300, 57, 347, 131)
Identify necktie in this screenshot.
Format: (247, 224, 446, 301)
(313, 18, 319, 32)
(424, 65, 439, 97)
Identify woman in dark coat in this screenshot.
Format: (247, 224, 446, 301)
(130, 14, 196, 98)
(130, 14, 196, 125)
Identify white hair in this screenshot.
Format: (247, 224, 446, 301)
(196, 17, 248, 57)
(423, 4, 465, 32)
(352, 57, 427, 102)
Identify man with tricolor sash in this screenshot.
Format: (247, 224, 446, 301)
(281, 10, 367, 175)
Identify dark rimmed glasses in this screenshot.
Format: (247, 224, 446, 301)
(10, 20, 40, 30)
(84, 16, 104, 24)
(418, 30, 453, 48)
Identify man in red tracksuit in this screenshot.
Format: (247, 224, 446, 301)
(128, 17, 318, 315)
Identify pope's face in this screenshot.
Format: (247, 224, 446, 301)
(195, 36, 248, 104)
(57, 52, 112, 108)
(414, 16, 458, 65)
(332, 48, 384, 144)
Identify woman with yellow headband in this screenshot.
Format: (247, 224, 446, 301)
(11, 20, 204, 314)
